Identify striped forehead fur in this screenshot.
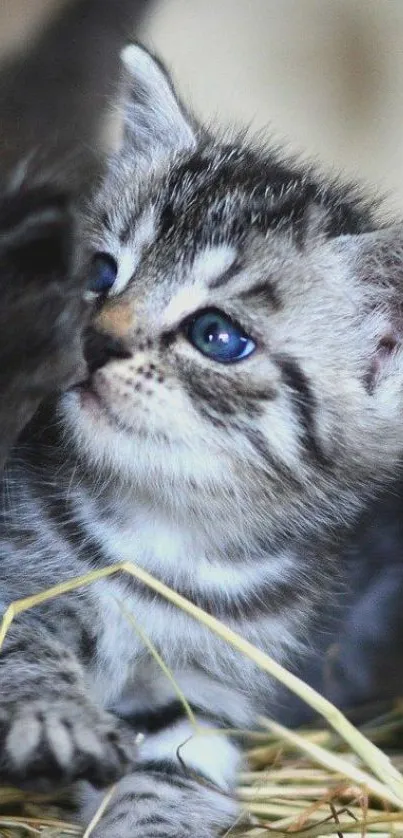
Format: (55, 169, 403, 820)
(92, 139, 376, 253)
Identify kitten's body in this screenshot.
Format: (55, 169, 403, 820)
(3, 42, 403, 838)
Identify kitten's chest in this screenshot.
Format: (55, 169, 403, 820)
(79, 495, 248, 595)
(89, 571, 219, 707)
(90, 502, 209, 580)
(77, 499, 292, 706)
(83, 509, 218, 700)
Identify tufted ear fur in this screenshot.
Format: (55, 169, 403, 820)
(119, 44, 197, 160)
(336, 223, 403, 303)
(340, 223, 403, 280)
(335, 223, 403, 391)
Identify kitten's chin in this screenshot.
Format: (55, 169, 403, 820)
(65, 382, 132, 435)
(73, 385, 104, 421)
(61, 385, 136, 450)
(61, 387, 179, 469)
(59, 388, 232, 499)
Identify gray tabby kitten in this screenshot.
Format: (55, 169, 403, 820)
(2, 44, 403, 837)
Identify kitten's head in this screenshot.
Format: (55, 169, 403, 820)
(63, 46, 403, 544)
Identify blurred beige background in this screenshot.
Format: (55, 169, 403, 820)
(2, 0, 403, 209)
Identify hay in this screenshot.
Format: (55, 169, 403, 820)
(1, 563, 403, 837)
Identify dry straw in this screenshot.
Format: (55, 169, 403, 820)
(1, 560, 403, 837)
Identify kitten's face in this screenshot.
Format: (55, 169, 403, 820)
(62, 47, 403, 539)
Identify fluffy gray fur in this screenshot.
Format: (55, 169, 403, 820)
(2, 43, 403, 837)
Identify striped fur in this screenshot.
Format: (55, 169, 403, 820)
(3, 44, 403, 837)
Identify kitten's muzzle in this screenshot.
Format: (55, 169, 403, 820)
(84, 327, 131, 376)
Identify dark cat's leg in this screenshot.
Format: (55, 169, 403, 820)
(0, 0, 155, 187)
(0, 187, 87, 466)
(0, 618, 137, 791)
(0, 0, 155, 461)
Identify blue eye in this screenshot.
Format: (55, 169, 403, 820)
(185, 309, 256, 364)
(88, 253, 118, 295)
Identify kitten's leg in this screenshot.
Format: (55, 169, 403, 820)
(82, 710, 244, 837)
(0, 620, 137, 790)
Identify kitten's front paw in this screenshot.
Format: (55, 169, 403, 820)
(83, 771, 239, 838)
(0, 697, 137, 791)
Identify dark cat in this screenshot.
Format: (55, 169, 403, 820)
(0, 0, 154, 463)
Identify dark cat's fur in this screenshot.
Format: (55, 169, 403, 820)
(0, 0, 154, 184)
(276, 484, 403, 725)
(0, 185, 83, 466)
(0, 0, 154, 462)
(1, 41, 403, 837)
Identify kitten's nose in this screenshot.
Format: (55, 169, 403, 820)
(84, 327, 131, 375)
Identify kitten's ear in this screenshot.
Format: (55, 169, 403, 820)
(337, 224, 403, 290)
(336, 224, 403, 390)
(119, 44, 197, 159)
